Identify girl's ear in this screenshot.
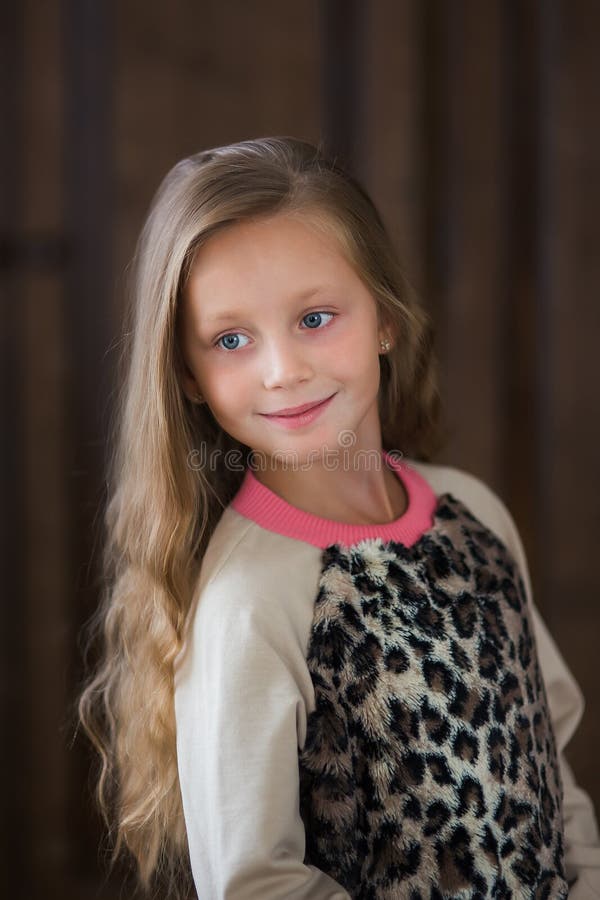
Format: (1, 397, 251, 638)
(180, 367, 205, 404)
(376, 307, 396, 348)
(378, 323, 395, 352)
(174, 341, 203, 403)
(180, 369, 201, 403)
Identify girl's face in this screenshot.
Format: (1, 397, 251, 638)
(178, 212, 393, 466)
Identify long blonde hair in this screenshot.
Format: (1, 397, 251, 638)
(75, 136, 447, 897)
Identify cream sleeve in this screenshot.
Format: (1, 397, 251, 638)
(490, 487, 600, 899)
(173, 569, 352, 900)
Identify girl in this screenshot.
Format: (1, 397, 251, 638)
(76, 137, 600, 900)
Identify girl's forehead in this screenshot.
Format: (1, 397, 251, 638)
(188, 213, 356, 287)
(181, 214, 379, 326)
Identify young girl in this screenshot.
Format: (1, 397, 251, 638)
(77, 137, 600, 900)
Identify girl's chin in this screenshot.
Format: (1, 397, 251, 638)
(249, 440, 346, 468)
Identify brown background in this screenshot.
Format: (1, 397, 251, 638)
(2, 1, 599, 898)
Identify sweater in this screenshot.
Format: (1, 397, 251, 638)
(173, 453, 600, 899)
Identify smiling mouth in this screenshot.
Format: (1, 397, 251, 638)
(261, 393, 337, 418)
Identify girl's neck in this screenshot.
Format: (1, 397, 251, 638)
(231, 450, 438, 550)
(251, 448, 407, 526)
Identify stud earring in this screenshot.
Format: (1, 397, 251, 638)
(193, 392, 204, 404)
(379, 338, 392, 352)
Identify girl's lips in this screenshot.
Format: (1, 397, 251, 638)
(260, 393, 337, 429)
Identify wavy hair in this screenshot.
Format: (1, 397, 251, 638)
(74, 136, 448, 898)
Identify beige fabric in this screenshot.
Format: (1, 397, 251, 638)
(173, 459, 600, 898)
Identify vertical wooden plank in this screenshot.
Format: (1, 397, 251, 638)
(422, 0, 451, 332)
(61, 1, 120, 895)
(18, 0, 69, 895)
(539, 0, 600, 814)
(501, 0, 543, 591)
(422, 0, 511, 490)
(318, 0, 366, 175)
(0, 8, 27, 900)
(362, 0, 425, 297)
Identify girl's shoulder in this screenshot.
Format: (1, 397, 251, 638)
(405, 456, 533, 601)
(194, 501, 324, 602)
(175, 503, 326, 671)
(406, 456, 509, 518)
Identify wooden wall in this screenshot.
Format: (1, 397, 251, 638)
(2, 1, 598, 897)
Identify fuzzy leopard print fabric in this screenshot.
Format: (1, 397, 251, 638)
(298, 493, 568, 900)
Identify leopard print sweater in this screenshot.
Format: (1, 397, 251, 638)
(298, 494, 568, 899)
(175, 456, 581, 900)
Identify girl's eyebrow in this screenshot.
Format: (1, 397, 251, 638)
(204, 286, 328, 324)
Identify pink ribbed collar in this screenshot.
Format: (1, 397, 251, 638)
(230, 451, 438, 549)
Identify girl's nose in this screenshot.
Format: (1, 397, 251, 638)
(261, 337, 314, 390)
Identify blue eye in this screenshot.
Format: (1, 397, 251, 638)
(215, 333, 250, 351)
(302, 311, 334, 329)
(214, 311, 335, 352)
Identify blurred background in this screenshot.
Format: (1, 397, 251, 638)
(2, 1, 599, 898)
